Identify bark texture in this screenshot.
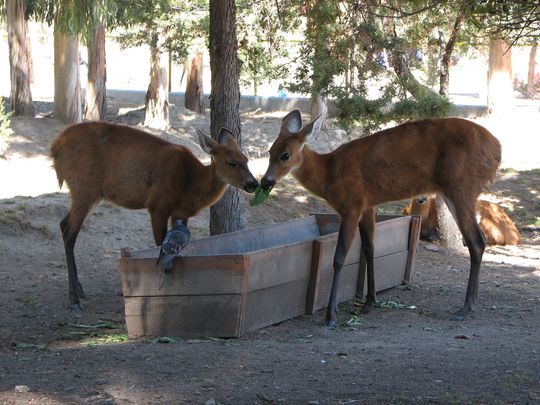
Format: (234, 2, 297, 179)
(310, 93, 328, 130)
(54, 31, 81, 124)
(527, 45, 537, 98)
(439, 8, 464, 96)
(185, 53, 204, 113)
(6, 0, 34, 117)
(208, 0, 245, 235)
(435, 195, 464, 251)
(84, 20, 107, 120)
(144, 39, 170, 130)
(487, 39, 513, 116)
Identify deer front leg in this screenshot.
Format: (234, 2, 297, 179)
(149, 209, 169, 246)
(326, 213, 360, 327)
(358, 208, 376, 313)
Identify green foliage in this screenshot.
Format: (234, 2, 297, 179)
(334, 92, 391, 133)
(282, 1, 461, 132)
(391, 92, 456, 121)
(26, 0, 120, 37)
(469, 1, 540, 44)
(335, 89, 454, 133)
(115, 0, 206, 63)
(288, 0, 346, 96)
(236, 0, 301, 94)
(11, 341, 47, 350)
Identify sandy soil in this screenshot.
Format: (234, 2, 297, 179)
(0, 100, 539, 404)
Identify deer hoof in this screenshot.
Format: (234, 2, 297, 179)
(325, 320, 337, 328)
(69, 303, 84, 313)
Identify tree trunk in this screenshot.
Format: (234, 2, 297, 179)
(439, 8, 464, 96)
(185, 53, 203, 113)
(307, 1, 336, 113)
(6, 0, 34, 117)
(527, 44, 537, 98)
(84, 19, 107, 120)
(435, 195, 464, 251)
(208, 0, 245, 235)
(390, 49, 433, 100)
(487, 38, 513, 116)
(144, 40, 170, 130)
(54, 31, 81, 124)
(310, 93, 328, 130)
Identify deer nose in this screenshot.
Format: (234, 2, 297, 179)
(260, 176, 275, 191)
(244, 179, 259, 193)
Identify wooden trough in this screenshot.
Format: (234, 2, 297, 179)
(119, 214, 421, 338)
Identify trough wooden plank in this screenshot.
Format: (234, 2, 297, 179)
(404, 215, 421, 284)
(244, 278, 310, 332)
(124, 295, 243, 338)
(121, 217, 320, 259)
(183, 216, 320, 255)
(357, 250, 410, 298)
(314, 214, 411, 263)
(246, 242, 314, 290)
(119, 256, 248, 297)
(373, 216, 411, 257)
(309, 262, 360, 313)
(314, 233, 361, 272)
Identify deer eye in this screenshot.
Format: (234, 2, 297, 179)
(280, 152, 290, 162)
(226, 161, 237, 167)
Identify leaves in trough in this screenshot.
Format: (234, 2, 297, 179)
(249, 185, 274, 207)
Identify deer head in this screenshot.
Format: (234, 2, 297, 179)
(197, 128, 259, 193)
(261, 110, 323, 190)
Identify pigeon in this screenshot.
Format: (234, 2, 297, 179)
(156, 220, 191, 274)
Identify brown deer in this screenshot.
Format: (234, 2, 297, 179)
(261, 110, 501, 325)
(403, 196, 521, 245)
(51, 122, 259, 310)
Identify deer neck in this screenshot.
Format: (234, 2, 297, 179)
(292, 146, 329, 200)
(198, 161, 229, 207)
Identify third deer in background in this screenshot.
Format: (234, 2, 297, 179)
(403, 196, 521, 245)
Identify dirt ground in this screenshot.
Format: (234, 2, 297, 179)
(0, 100, 539, 405)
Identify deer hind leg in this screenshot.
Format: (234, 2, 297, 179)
(60, 198, 96, 310)
(326, 211, 360, 327)
(443, 195, 486, 321)
(358, 207, 376, 313)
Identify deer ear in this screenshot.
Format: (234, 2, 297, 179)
(196, 128, 218, 154)
(217, 127, 238, 146)
(281, 110, 302, 134)
(300, 114, 323, 143)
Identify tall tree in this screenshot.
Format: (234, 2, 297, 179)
(208, 0, 245, 235)
(185, 52, 203, 113)
(236, 0, 295, 96)
(305, 1, 341, 125)
(527, 44, 537, 98)
(487, 38, 513, 116)
(6, 0, 34, 116)
(53, 30, 81, 123)
(27, 0, 120, 123)
(439, 4, 466, 96)
(84, 18, 107, 120)
(116, 0, 204, 130)
(144, 32, 170, 130)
